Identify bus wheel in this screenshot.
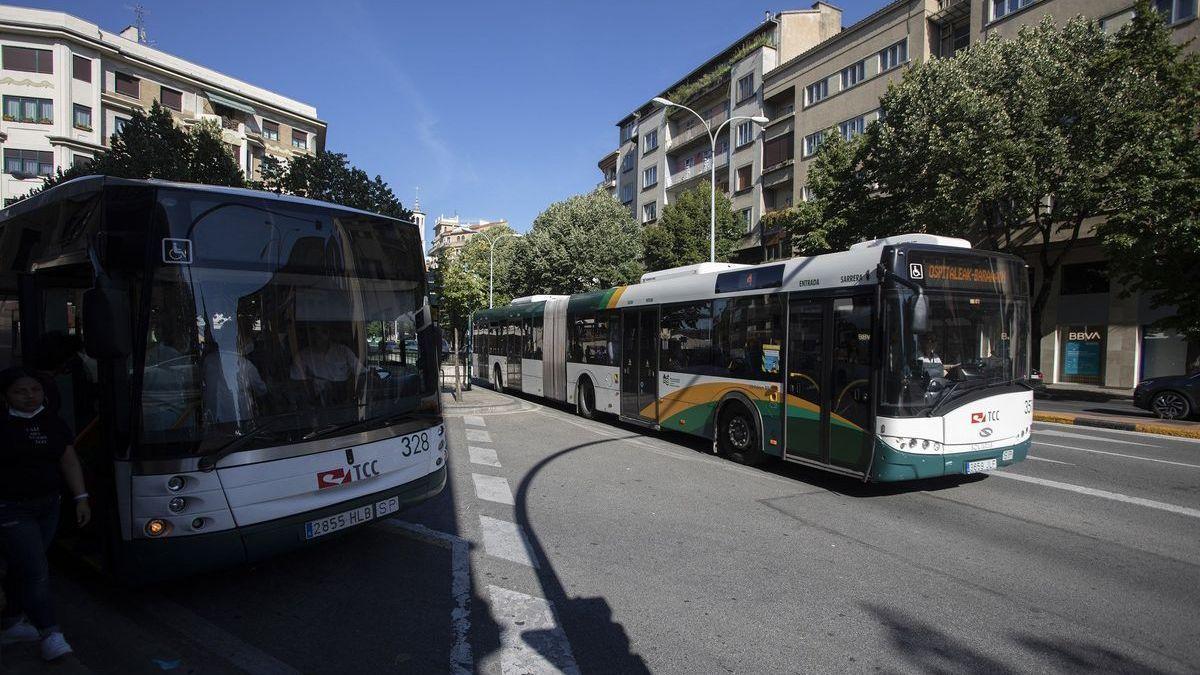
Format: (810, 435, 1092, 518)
(493, 364, 503, 390)
(576, 379, 596, 419)
(719, 404, 768, 466)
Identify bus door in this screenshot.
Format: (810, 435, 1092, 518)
(620, 308, 658, 422)
(783, 295, 873, 471)
(506, 320, 522, 390)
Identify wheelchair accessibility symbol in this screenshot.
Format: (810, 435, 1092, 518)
(162, 238, 193, 264)
(908, 263, 924, 279)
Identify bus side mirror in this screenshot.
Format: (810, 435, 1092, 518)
(82, 282, 132, 359)
(910, 294, 930, 334)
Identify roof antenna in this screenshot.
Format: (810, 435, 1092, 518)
(125, 4, 155, 45)
(413, 186, 421, 212)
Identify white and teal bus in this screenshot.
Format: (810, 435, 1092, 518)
(0, 177, 446, 580)
(471, 234, 1033, 481)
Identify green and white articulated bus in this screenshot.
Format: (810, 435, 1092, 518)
(470, 234, 1034, 482)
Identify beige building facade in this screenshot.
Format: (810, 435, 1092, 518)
(429, 216, 510, 259)
(0, 5, 326, 204)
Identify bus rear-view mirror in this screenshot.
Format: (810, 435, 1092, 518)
(909, 293, 930, 334)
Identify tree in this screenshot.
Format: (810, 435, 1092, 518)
(257, 151, 412, 220)
(435, 223, 520, 333)
(798, 4, 1200, 360)
(509, 190, 643, 296)
(642, 182, 741, 271)
(18, 101, 243, 199)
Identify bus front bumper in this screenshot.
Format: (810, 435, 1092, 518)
(117, 464, 447, 583)
(869, 438, 1030, 482)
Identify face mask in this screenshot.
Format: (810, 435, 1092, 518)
(9, 406, 45, 419)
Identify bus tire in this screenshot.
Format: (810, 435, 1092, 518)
(576, 378, 596, 419)
(718, 403, 769, 466)
(493, 364, 503, 391)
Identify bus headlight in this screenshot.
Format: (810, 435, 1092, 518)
(167, 476, 186, 492)
(145, 519, 171, 537)
(168, 497, 187, 513)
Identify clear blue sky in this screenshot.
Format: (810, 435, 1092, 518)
(21, 0, 878, 241)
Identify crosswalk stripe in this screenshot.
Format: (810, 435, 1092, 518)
(465, 428, 492, 443)
(479, 515, 538, 568)
(487, 585, 580, 675)
(472, 473, 515, 505)
(463, 415, 486, 427)
(468, 446, 502, 468)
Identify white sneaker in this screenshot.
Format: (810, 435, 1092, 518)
(40, 631, 73, 661)
(0, 619, 39, 644)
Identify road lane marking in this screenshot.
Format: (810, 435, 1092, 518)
(472, 473, 515, 505)
(1027, 455, 1075, 465)
(379, 520, 472, 674)
(990, 471, 1200, 519)
(1033, 420, 1200, 445)
(463, 415, 486, 427)
(1034, 441, 1200, 469)
(486, 585, 579, 675)
(465, 429, 492, 443)
(140, 597, 302, 675)
(1034, 429, 1159, 447)
(479, 515, 538, 568)
(468, 446, 502, 468)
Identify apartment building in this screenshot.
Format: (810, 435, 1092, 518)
(0, 5, 325, 204)
(428, 216, 509, 258)
(608, 6, 843, 262)
(597, 150, 618, 198)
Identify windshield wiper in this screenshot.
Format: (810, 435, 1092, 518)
(198, 416, 291, 472)
(927, 378, 1007, 417)
(299, 406, 420, 444)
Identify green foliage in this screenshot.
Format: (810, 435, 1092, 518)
(435, 224, 520, 332)
(257, 151, 412, 220)
(509, 189, 644, 296)
(643, 182, 741, 271)
(665, 33, 771, 105)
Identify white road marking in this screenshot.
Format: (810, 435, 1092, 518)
(1027, 455, 1075, 466)
(378, 520, 472, 674)
(472, 473, 515, 505)
(487, 585, 580, 675)
(1034, 428, 1159, 447)
(1034, 441, 1200, 469)
(463, 415, 486, 427)
(479, 515, 538, 568)
(140, 597, 302, 674)
(990, 471, 1200, 519)
(465, 428, 492, 443)
(469, 446, 502, 468)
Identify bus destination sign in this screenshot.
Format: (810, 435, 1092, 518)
(905, 252, 1011, 291)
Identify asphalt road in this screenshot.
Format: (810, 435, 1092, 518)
(18, 390, 1200, 673)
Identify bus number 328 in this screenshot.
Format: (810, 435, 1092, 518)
(400, 432, 430, 457)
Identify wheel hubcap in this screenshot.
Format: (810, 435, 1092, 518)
(1154, 393, 1186, 419)
(728, 416, 750, 450)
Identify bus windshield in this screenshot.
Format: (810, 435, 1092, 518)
(881, 253, 1029, 417)
(137, 190, 435, 459)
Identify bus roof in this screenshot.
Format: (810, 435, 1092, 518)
(0, 175, 414, 226)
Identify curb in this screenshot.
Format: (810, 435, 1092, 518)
(1033, 411, 1200, 439)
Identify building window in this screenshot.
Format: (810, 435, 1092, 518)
(838, 115, 866, 141)
(3, 96, 52, 124)
(72, 54, 91, 82)
(737, 208, 752, 233)
(801, 185, 815, 202)
(262, 120, 280, 141)
(3, 149, 54, 177)
(643, 201, 657, 223)
(991, 0, 1038, 21)
(1059, 324, 1106, 385)
(879, 39, 908, 72)
(72, 154, 92, 169)
(938, 21, 971, 57)
(736, 74, 755, 103)
(1060, 261, 1109, 295)
(841, 61, 865, 89)
(113, 116, 130, 135)
(735, 121, 755, 148)
(2, 46, 53, 74)
(643, 129, 658, 154)
(73, 104, 92, 130)
(621, 152, 635, 173)
(1154, 0, 1198, 22)
(160, 86, 182, 111)
(763, 133, 793, 167)
(735, 165, 752, 193)
(291, 129, 308, 149)
(643, 165, 658, 189)
(805, 79, 828, 106)
(114, 71, 140, 98)
(621, 183, 635, 204)
(620, 121, 636, 143)
(803, 130, 826, 157)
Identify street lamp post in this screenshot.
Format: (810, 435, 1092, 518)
(652, 97, 768, 263)
(471, 227, 515, 308)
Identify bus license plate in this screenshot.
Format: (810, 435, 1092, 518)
(304, 505, 375, 540)
(965, 458, 998, 474)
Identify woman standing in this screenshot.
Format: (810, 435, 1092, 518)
(0, 367, 90, 661)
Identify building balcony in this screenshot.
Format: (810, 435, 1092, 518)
(668, 108, 728, 151)
(666, 150, 729, 191)
(930, 0, 969, 25)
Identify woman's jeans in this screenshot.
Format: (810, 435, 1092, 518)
(0, 494, 61, 632)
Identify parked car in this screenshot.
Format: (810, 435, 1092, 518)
(1133, 372, 1200, 420)
(1028, 368, 1048, 397)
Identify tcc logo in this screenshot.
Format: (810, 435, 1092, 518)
(971, 410, 1001, 424)
(316, 460, 380, 490)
